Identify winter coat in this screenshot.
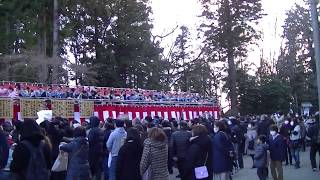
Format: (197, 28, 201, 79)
(46, 122, 64, 164)
(245, 128, 257, 155)
(140, 138, 169, 180)
(10, 120, 51, 180)
(299, 122, 307, 139)
(60, 137, 90, 180)
(268, 134, 286, 161)
(307, 123, 320, 144)
(0, 129, 9, 169)
(116, 138, 143, 180)
(88, 117, 104, 172)
(212, 131, 232, 173)
(183, 135, 213, 180)
(257, 119, 274, 136)
(290, 125, 301, 141)
(280, 124, 291, 139)
(171, 130, 192, 159)
(107, 127, 127, 157)
(230, 124, 243, 144)
(254, 143, 269, 168)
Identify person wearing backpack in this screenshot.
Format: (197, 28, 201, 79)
(60, 126, 90, 180)
(245, 122, 257, 168)
(254, 135, 269, 180)
(10, 119, 52, 180)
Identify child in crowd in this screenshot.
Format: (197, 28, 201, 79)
(254, 135, 269, 180)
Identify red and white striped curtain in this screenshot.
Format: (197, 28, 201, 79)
(12, 104, 220, 123)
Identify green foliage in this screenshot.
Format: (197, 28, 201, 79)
(236, 66, 291, 115)
(277, 3, 318, 110)
(200, 0, 264, 115)
(0, 0, 164, 89)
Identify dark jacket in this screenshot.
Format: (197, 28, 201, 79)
(0, 129, 9, 169)
(183, 135, 213, 180)
(46, 122, 64, 164)
(212, 131, 232, 173)
(230, 123, 243, 144)
(171, 130, 192, 159)
(116, 138, 143, 180)
(280, 124, 291, 139)
(307, 123, 320, 144)
(254, 143, 269, 168)
(60, 137, 90, 180)
(88, 117, 104, 172)
(257, 119, 274, 136)
(268, 134, 286, 161)
(10, 120, 51, 179)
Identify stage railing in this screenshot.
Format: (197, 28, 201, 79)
(0, 97, 218, 107)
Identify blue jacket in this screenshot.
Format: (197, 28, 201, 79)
(60, 137, 90, 180)
(212, 131, 232, 173)
(107, 127, 127, 157)
(254, 143, 269, 168)
(268, 134, 286, 161)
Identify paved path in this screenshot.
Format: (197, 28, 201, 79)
(170, 148, 320, 180)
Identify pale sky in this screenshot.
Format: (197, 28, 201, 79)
(151, 0, 303, 65)
(151, 0, 304, 110)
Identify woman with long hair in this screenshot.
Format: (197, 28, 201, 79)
(140, 127, 169, 180)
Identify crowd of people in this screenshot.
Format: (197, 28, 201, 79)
(0, 112, 319, 180)
(0, 82, 215, 103)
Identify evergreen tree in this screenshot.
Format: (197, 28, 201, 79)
(277, 3, 317, 110)
(200, 0, 264, 115)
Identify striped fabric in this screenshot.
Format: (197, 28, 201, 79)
(140, 138, 169, 180)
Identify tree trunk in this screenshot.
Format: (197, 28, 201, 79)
(37, 9, 48, 83)
(52, 0, 59, 84)
(227, 48, 238, 116)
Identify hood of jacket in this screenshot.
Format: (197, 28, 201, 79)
(89, 116, 100, 128)
(190, 135, 211, 150)
(74, 136, 88, 145)
(20, 120, 44, 141)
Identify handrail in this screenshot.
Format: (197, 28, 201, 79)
(0, 80, 201, 95)
(0, 97, 218, 107)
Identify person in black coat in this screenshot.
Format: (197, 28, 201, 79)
(307, 118, 320, 171)
(183, 125, 213, 180)
(88, 116, 104, 180)
(0, 125, 9, 170)
(10, 119, 52, 179)
(116, 127, 142, 180)
(279, 120, 292, 165)
(171, 121, 192, 179)
(229, 118, 244, 169)
(257, 116, 274, 136)
(162, 120, 174, 174)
